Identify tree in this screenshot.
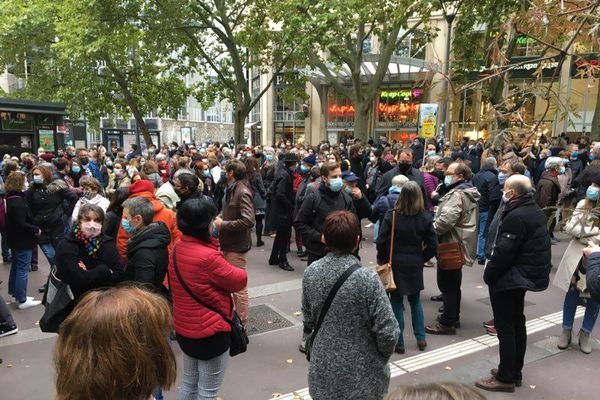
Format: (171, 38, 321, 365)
(276, 0, 435, 142)
(152, 0, 304, 145)
(450, 0, 600, 145)
(0, 0, 189, 147)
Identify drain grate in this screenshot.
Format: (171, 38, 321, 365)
(246, 304, 294, 336)
(477, 297, 535, 307)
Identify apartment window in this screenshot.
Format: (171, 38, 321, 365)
(396, 30, 427, 60)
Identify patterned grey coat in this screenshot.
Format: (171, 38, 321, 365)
(302, 253, 400, 400)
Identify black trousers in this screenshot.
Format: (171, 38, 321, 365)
(491, 288, 527, 384)
(255, 214, 264, 242)
(269, 224, 291, 263)
(437, 268, 462, 326)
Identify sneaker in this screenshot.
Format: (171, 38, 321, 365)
(483, 319, 494, 329)
(364, 222, 373, 228)
(12, 296, 34, 304)
(0, 323, 18, 338)
(486, 326, 497, 336)
(17, 298, 42, 310)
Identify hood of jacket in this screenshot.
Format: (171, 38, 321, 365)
(127, 221, 171, 256)
(450, 181, 481, 204)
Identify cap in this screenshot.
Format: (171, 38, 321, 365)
(302, 154, 317, 166)
(283, 153, 298, 164)
(342, 171, 359, 182)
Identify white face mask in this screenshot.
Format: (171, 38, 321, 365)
(80, 221, 102, 238)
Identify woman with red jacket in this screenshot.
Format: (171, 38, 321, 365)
(169, 198, 247, 400)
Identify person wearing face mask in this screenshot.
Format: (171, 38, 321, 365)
(364, 151, 381, 203)
(106, 162, 131, 197)
(375, 148, 425, 199)
(77, 149, 104, 186)
(69, 160, 83, 188)
(116, 179, 180, 260)
(244, 157, 267, 248)
(172, 173, 206, 210)
(535, 157, 563, 244)
(5, 171, 42, 309)
(122, 197, 171, 296)
(156, 154, 171, 183)
(369, 174, 409, 239)
(26, 165, 78, 287)
(56, 204, 124, 304)
(472, 157, 502, 265)
(553, 176, 600, 355)
(425, 163, 481, 335)
(476, 175, 551, 393)
(268, 154, 297, 272)
(341, 171, 371, 223)
(71, 178, 110, 223)
(53, 158, 77, 192)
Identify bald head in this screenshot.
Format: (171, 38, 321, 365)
(505, 174, 532, 197)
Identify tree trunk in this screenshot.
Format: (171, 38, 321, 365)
(234, 109, 245, 146)
(590, 87, 600, 140)
(137, 116, 153, 148)
(353, 103, 370, 142)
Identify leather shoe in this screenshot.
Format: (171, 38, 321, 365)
(268, 259, 279, 266)
(425, 322, 456, 335)
(430, 294, 443, 302)
(297, 250, 307, 258)
(437, 315, 460, 329)
(257, 240, 265, 247)
(417, 340, 427, 351)
(394, 345, 405, 354)
(490, 368, 522, 387)
(279, 261, 294, 271)
(38, 284, 47, 293)
(475, 376, 515, 393)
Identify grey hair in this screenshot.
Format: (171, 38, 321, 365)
(123, 197, 155, 226)
(391, 174, 410, 188)
(425, 155, 441, 171)
(545, 156, 563, 170)
(482, 157, 497, 170)
(505, 174, 532, 196)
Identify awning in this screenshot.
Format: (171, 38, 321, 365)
(0, 98, 67, 115)
(244, 121, 261, 129)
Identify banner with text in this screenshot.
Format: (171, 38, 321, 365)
(419, 104, 438, 139)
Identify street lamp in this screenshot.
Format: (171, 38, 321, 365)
(438, 0, 464, 146)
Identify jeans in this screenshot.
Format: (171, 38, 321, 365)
(491, 289, 527, 384)
(222, 251, 248, 325)
(8, 249, 33, 302)
(178, 351, 229, 400)
(477, 211, 489, 262)
(373, 221, 380, 242)
(269, 224, 292, 264)
(39, 243, 57, 266)
(563, 289, 600, 333)
(437, 268, 462, 326)
(1, 234, 11, 261)
(390, 291, 425, 346)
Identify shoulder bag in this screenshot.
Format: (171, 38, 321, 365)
(171, 245, 248, 357)
(437, 192, 466, 270)
(375, 209, 397, 292)
(39, 265, 75, 333)
(305, 263, 361, 361)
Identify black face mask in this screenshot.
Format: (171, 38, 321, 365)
(80, 157, 89, 165)
(433, 170, 445, 180)
(398, 163, 412, 174)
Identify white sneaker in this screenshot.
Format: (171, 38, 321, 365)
(17, 298, 42, 310)
(12, 296, 33, 304)
(365, 222, 374, 228)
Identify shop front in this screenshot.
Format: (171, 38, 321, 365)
(0, 98, 67, 155)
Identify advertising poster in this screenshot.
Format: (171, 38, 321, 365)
(419, 104, 438, 139)
(38, 129, 55, 152)
(181, 127, 192, 144)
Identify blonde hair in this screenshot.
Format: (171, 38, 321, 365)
(54, 286, 176, 400)
(391, 174, 410, 188)
(386, 382, 487, 400)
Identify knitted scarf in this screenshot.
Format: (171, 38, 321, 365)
(73, 224, 102, 257)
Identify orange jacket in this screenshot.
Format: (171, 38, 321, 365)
(117, 180, 181, 260)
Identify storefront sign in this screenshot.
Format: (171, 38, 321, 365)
(38, 129, 55, 152)
(328, 104, 355, 116)
(419, 103, 438, 139)
(380, 89, 422, 100)
(466, 55, 562, 80)
(1, 112, 33, 131)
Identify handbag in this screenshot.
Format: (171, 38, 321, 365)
(305, 263, 361, 361)
(171, 245, 249, 357)
(437, 192, 466, 270)
(39, 266, 75, 333)
(376, 209, 397, 292)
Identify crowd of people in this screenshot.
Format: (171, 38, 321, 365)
(1, 134, 600, 399)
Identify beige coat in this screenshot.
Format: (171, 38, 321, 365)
(434, 183, 481, 267)
(553, 199, 600, 292)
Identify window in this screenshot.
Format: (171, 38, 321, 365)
(362, 35, 372, 55)
(396, 30, 427, 59)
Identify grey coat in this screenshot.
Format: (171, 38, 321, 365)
(302, 253, 400, 400)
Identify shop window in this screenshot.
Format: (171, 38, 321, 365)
(377, 88, 422, 127)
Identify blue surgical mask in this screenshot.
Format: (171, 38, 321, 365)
(444, 175, 453, 187)
(559, 166, 566, 175)
(300, 165, 309, 173)
(266, 154, 274, 161)
(211, 221, 219, 238)
(203, 170, 210, 177)
(498, 172, 507, 185)
(587, 186, 599, 201)
(590, 153, 595, 161)
(344, 186, 352, 194)
(571, 151, 579, 159)
(329, 177, 343, 192)
(33, 175, 43, 185)
(121, 219, 136, 234)
(428, 150, 436, 157)
(72, 166, 81, 174)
